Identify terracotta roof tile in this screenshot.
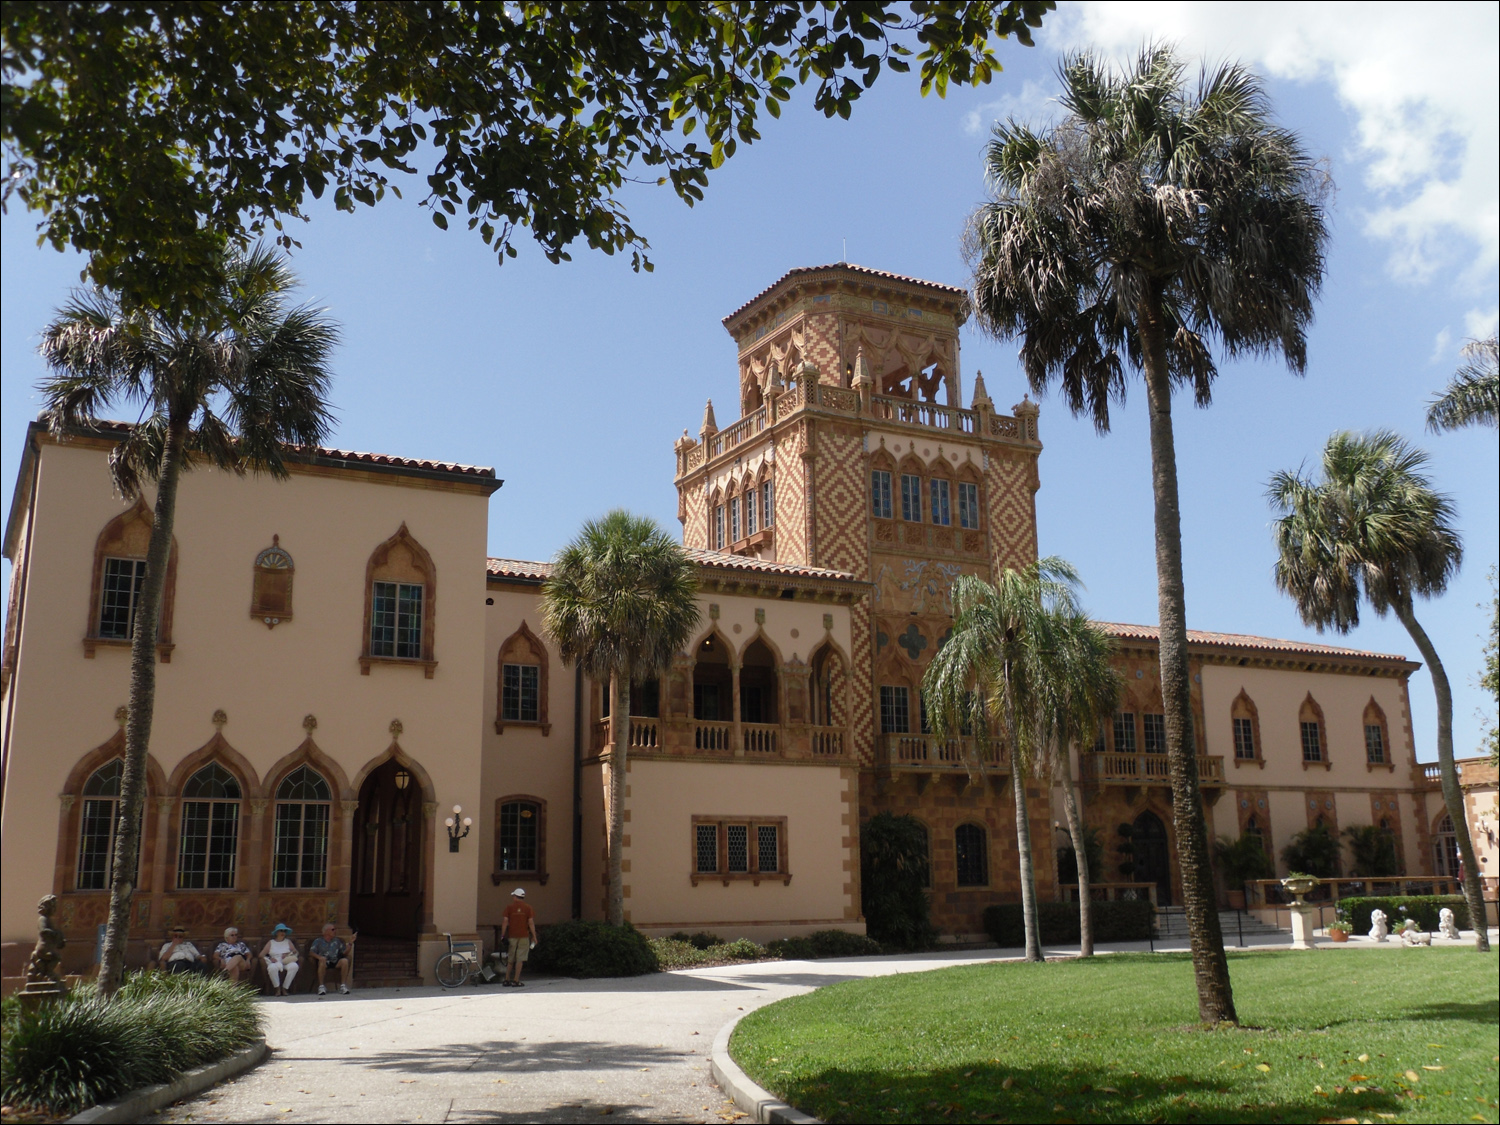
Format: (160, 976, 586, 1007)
(486, 550, 861, 584)
(1100, 622, 1412, 664)
(66, 419, 496, 480)
(724, 262, 969, 325)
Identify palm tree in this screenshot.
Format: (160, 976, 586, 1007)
(1035, 611, 1120, 957)
(964, 46, 1330, 1023)
(541, 511, 699, 926)
(1269, 430, 1488, 952)
(925, 558, 1082, 962)
(38, 246, 339, 993)
(1427, 335, 1498, 432)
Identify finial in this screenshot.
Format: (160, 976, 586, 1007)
(212, 709, 228, 729)
(971, 371, 993, 410)
(114, 705, 128, 727)
(389, 718, 404, 738)
(303, 714, 318, 733)
(700, 399, 718, 436)
(852, 346, 873, 388)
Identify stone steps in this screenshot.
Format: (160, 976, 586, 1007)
(353, 938, 420, 986)
(1155, 909, 1288, 940)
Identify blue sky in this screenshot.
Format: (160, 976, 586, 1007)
(3, 3, 1496, 761)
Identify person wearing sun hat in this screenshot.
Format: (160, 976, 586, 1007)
(499, 888, 539, 987)
(259, 923, 300, 995)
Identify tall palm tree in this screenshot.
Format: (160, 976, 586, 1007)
(925, 558, 1082, 962)
(1269, 430, 1489, 951)
(1427, 335, 1498, 433)
(39, 246, 339, 993)
(541, 511, 699, 926)
(964, 47, 1329, 1023)
(1035, 611, 1120, 957)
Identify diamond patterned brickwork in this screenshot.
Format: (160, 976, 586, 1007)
(801, 312, 843, 383)
(681, 482, 708, 549)
(849, 601, 877, 766)
(773, 424, 811, 564)
(984, 448, 1039, 574)
(813, 422, 871, 578)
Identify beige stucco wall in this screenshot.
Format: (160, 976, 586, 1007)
(1201, 663, 1422, 875)
(623, 759, 861, 939)
(477, 585, 576, 936)
(1, 440, 490, 973)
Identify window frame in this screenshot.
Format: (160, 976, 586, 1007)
(270, 765, 331, 889)
(176, 763, 243, 891)
(957, 480, 980, 530)
(762, 480, 774, 527)
(360, 523, 438, 677)
(929, 478, 952, 526)
(899, 473, 923, 522)
(493, 795, 548, 884)
(690, 815, 789, 884)
(1298, 693, 1329, 768)
(871, 469, 893, 520)
(1142, 713, 1167, 754)
(879, 685, 911, 734)
(1112, 711, 1137, 754)
(84, 498, 178, 661)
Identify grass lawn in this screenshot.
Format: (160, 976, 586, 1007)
(730, 950, 1498, 1124)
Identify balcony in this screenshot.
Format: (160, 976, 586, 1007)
(1079, 751, 1226, 787)
(592, 717, 849, 762)
(883, 734, 1009, 772)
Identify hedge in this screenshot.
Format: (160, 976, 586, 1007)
(767, 930, 883, 960)
(1, 971, 261, 1118)
(529, 920, 659, 978)
(982, 900, 1156, 947)
(1340, 895, 1469, 935)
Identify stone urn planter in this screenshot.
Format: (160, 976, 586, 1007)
(1280, 874, 1319, 903)
(1280, 875, 1321, 949)
(1226, 889, 1247, 911)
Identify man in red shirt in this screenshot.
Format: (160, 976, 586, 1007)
(500, 888, 539, 987)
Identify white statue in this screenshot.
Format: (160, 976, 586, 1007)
(1369, 909, 1388, 942)
(1401, 921, 1432, 947)
(1438, 907, 1461, 940)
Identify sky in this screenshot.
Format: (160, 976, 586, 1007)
(3, 2, 1496, 761)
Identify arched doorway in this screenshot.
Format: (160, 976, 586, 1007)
(1133, 811, 1171, 906)
(350, 759, 423, 939)
(692, 633, 733, 721)
(739, 638, 779, 724)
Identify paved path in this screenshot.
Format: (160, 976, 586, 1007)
(152, 930, 1494, 1124)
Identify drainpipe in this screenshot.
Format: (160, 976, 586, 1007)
(572, 664, 583, 920)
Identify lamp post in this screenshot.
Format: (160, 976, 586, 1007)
(445, 805, 472, 853)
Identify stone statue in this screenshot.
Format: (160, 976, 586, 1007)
(1368, 908, 1388, 942)
(21, 895, 68, 1002)
(1438, 907, 1461, 940)
(1401, 921, 1432, 947)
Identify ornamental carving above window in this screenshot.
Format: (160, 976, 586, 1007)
(251, 536, 294, 628)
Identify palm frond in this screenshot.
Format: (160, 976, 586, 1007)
(1427, 335, 1498, 432)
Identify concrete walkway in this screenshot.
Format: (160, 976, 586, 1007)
(151, 931, 1496, 1124)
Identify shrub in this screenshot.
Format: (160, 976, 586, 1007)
(1341, 895, 1469, 935)
(1281, 824, 1340, 879)
(982, 900, 1156, 947)
(1343, 825, 1399, 878)
(649, 936, 768, 970)
(530, 920, 658, 978)
(1056, 826, 1105, 888)
(717, 938, 766, 959)
(1, 972, 261, 1117)
(1214, 833, 1275, 889)
(767, 930, 882, 960)
(860, 812, 937, 950)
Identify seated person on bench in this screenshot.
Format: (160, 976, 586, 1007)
(260, 923, 300, 995)
(214, 927, 253, 982)
(309, 924, 356, 996)
(158, 926, 208, 975)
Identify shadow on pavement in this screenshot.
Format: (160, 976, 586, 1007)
(283, 1038, 695, 1076)
(446, 1102, 697, 1123)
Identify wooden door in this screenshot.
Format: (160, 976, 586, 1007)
(1133, 811, 1172, 907)
(350, 760, 423, 939)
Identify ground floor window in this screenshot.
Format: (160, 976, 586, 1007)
(692, 816, 787, 881)
(955, 822, 988, 887)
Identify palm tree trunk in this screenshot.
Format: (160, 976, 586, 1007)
(1394, 601, 1491, 951)
(1003, 667, 1042, 962)
(1138, 293, 1237, 1024)
(98, 420, 188, 995)
(606, 670, 629, 927)
(1054, 740, 1093, 957)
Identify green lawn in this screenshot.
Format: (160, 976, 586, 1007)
(730, 951, 1498, 1124)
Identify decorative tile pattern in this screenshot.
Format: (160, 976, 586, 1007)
(984, 450, 1038, 574)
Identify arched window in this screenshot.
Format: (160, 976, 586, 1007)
(496, 621, 551, 735)
(361, 523, 437, 676)
(1363, 698, 1391, 765)
(1230, 690, 1261, 762)
(272, 766, 331, 888)
(494, 797, 547, 884)
(1244, 814, 1265, 851)
(1299, 694, 1327, 765)
(955, 823, 988, 887)
(809, 644, 847, 728)
(178, 763, 242, 889)
(898, 460, 924, 522)
(250, 536, 294, 628)
(84, 499, 178, 659)
(928, 467, 953, 527)
(1433, 813, 1459, 878)
(956, 466, 982, 533)
(77, 760, 123, 890)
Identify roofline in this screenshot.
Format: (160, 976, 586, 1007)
(1101, 622, 1420, 674)
(722, 262, 971, 334)
(2, 425, 41, 561)
(487, 553, 871, 603)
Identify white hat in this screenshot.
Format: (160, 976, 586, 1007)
(511, 887, 526, 898)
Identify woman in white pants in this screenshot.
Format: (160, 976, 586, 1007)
(259, 923, 300, 995)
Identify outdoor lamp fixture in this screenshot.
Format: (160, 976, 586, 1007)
(394, 769, 411, 792)
(445, 804, 472, 852)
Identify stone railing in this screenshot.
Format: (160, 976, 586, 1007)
(884, 735, 1008, 769)
(706, 406, 768, 459)
(742, 722, 779, 753)
(592, 717, 661, 752)
(1059, 882, 1159, 906)
(811, 726, 844, 756)
(1246, 876, 1456, 907)
(694, 720, 734, 752)
(869, 395, 979, 434)
(1080, 752, 1225, 785)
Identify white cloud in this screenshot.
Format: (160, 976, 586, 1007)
(1430, 326, 1453, 364)
(1465, 307, 1499, 341)
(1035, 2, 1499, 284)
(962, 79, 1059, 136)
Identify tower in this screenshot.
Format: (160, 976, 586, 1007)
(673, 263, 1049, 934)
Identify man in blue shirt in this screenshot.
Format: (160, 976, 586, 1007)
(310, 924, 356, 996)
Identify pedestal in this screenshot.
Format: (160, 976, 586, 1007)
(1288, 903, 1318, 950)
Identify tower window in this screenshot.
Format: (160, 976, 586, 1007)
(1233, 717, 1256, 759)
(744, 490, 757, 536)
(715, 505, 725, 550)
(1142, 713, 1166, 753)
(929, 479, 951, 526)
(871, 470, 893, 519)
(1364, 723, 1385, 764)
(879, 686, 911, 734)
(958, 482, 980, 529)
(900, 474, 922, 522)
(1113, 711, 1137, 753)
(99, 557, 147, 639)
(371, 581, 423, 659)
(730, 496, 740, 543)
(762, 481, 773, 526)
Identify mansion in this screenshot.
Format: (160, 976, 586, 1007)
(2, 264, 1492, 986)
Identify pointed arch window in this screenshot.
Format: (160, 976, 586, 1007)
(1363, 698, 1391, 766)
(1230, 691, 1261, 763)
(272, 766, 331, 888)
(1299, 695, 1328, 767)
(178, 763, 242, 889)
(361, 524, 438, 676)
(1433, 813, 1459, 878)
(77, 760, 124, 890)
(496, 622, 551, 734)
(84, 500, 177, 659)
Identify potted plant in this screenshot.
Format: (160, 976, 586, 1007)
(1327, 906, 1351, 942)
(1214, 833, 1275, 910)
(1280, 871, 1320, 903)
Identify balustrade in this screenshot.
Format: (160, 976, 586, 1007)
(884, 734, 1008, 769)
(694, 721, 733, 752)
(810, 727, 844, 756)
(592, 717, 660, 751)
(742, 723, 778, 753)
(869, 395, 978, 434)
(1081, 752, 1224, 785)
